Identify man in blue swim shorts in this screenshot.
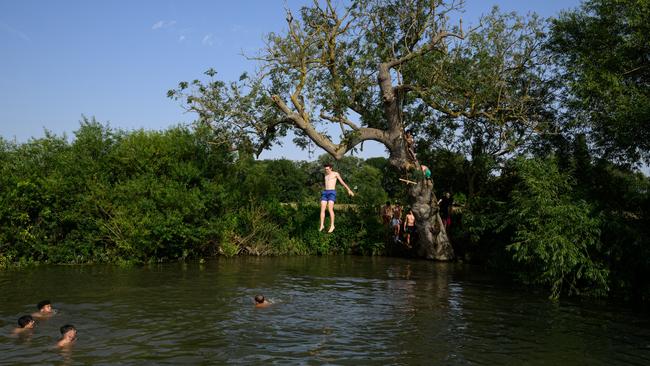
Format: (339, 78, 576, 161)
(320, 163, 354, 233)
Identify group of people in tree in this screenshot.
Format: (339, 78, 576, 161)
(381, 191, 454, 248)
(381, 202, 415, 248)
(318, 158, 449, 249)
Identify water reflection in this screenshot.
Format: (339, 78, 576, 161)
(1, 257, 649, 365)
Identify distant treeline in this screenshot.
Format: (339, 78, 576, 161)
(1, 119, 649, 304)
(0, 120, 390, 266)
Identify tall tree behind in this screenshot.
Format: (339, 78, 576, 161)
(548, 0, 650, 165)
(169, 0, 553, 260)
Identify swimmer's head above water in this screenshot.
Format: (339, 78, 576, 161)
(57, 324, 77, 347)
(18, 315, 35, 329)
(37, 300, 53, 313)
(254, 295, 271, 307)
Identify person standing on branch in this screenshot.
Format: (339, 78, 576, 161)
(320, 163, 354, 233)
(404, 209, 416, 248)
(438, 192, 453, 229)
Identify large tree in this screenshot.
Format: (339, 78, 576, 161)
(548, 0, 650, 165)
(169, 0, 552, 260)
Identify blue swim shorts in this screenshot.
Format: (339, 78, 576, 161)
(321, 190, 337, 202)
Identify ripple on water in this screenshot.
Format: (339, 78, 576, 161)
(1, 258, 649, 365)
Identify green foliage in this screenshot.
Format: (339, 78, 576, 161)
(219, 205, 308, 256)
(582, 161, 650, 302)
(412, 7, 555, 172)
(0, 121, 385, 266)
(548, 0, 650, 164)
(0, 120, 227, 264)
(4, 0, 649, 308)
(504, 157, 609, 299)
(263, 159, 309, 202)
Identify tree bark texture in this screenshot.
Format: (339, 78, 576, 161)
(409, 178, 454, 260)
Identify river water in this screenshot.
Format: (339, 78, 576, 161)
(1, 256, 649, 365)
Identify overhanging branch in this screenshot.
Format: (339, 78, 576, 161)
(271, 94, 388, 159)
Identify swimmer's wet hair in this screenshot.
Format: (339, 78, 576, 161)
(37, 300, 51, 310)
(18, 315, 33, 328)
(60, 324, 76, 335)
(255, 295, 265, 303)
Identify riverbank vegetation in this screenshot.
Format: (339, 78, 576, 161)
(1, 119, 648, 302)
(1, 0, 649, 303)
(0, 120, 389, 266)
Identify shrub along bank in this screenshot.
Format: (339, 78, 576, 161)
(0, 120, 386, 267)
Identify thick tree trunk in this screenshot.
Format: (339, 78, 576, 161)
(408, 178, 454, 260)
(378, 62, 454, 261)
(387, 143, 454, 260)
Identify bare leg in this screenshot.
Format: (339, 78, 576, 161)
(319, 201, 327, 231)
(327, 200, 335, 232)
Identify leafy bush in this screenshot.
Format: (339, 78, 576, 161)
(504, 157, 609, 299)
(0, 121, 384, 265)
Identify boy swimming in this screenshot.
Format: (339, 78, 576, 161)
(57, 324, 77, 348)
(254, 295, 271, 308)
(12, 315, 36, 335)
(32, 300, 55, 319)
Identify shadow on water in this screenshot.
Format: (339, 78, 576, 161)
(1, 256, 649, 365)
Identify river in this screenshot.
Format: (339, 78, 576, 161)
(1, 256, 649, 365)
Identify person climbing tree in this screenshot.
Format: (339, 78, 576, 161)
(405, 131, 417, 162)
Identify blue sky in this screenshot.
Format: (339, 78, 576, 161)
(0, 0, 581, 160)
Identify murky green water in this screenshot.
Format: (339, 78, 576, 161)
(1, 256, 649, 365)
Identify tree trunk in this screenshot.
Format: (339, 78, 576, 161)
(408, 178, 454, 260)
(388, 143, 454, 261)
(378, 61, 454, 261)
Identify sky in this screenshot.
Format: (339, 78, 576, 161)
(0, 0, 582, 161)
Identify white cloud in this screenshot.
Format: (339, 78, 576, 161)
(202, 34, 214, 46)
(151, 20, 176, 30)
(178, 35, 186, 42)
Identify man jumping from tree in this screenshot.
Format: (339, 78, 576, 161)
(320, 163, 354, 233)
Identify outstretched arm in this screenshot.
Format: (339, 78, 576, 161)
(336, 173, 355, 196)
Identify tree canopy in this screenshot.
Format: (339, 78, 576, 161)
(548, 0, 650, 165)
(168, 0, 553, 169)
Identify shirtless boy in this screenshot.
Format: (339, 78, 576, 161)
(32, 300, 55, 319)
(57, 324, 77, 348)
(403, 210, 416, 248)
(12, 315, 36, 335)
(254, 295, 271, 308)
(320, 163, 354, 233)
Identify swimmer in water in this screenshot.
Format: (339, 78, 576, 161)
(254, 295, 271, 308)
(56, 324, 77, 348)
(32, 300, 55, 319)
(12, 315, 36, 335)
